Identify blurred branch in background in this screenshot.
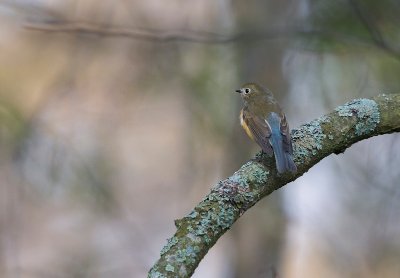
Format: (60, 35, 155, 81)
(347, 0, 400, 61)
(25, 20, 400, 60)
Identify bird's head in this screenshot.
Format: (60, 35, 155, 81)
(235, 83, 267, 102)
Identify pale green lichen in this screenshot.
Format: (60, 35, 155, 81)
(173, 249, 194, 264)
(160, 236, 179, 256)
(292, 118, 327, 162)
(231, 191, 256, 210)
(165, 264, 175, 272)
(228, 172, 248, 187)
(198, 204, 235, 235)
(216, 206, 236, 230)
(186, 233, 201, 243)
(166, 245, 199, 267)
(214, 162, 269, 211)
(335, 99, 380, 136)
(186, 192, 237, 245)
(187, 225, 211, 244)
(148, 270, 165, 278)
(245, 163, 269, 185)
(179, 265, 188, 277)
(179, 246, 197, 264)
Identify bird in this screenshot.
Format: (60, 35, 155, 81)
(236, 82, 297, 174)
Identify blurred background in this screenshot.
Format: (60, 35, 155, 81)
(0, 0, 400, 277)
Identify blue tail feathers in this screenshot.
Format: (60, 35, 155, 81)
(267, 113, 297, 174)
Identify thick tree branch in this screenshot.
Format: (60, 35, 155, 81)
(149, 94, 400, 278)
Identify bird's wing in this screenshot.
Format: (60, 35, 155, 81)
(242, 108, 273, 155)
(279, 113, 294, 154)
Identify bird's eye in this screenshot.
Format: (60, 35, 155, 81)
(244, 88, 251, 94)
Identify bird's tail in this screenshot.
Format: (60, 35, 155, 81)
(269, 129, 297, 174)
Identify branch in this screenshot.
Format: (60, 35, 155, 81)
(25, 21, 400, 60)
(24, 21, 288, 43)
(148, 94, 400, 278)
(346, 0, 400, 57)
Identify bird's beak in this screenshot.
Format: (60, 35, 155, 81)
(235, 89, 241, 94)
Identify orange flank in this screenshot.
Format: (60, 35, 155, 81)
(240, 109, 254, 141)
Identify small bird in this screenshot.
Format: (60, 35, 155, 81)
(236, 83, 297, 173)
